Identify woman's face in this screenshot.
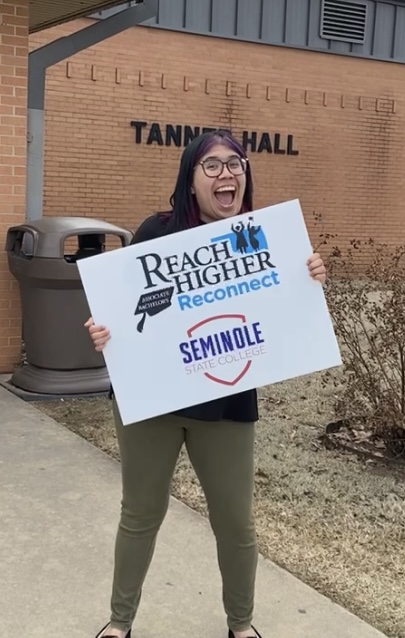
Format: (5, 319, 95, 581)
(192, 143, 247, 223)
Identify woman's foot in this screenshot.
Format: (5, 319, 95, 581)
(229, 627, 262, 638)
(95, 623, 130, 638)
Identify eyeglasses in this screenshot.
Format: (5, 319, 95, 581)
(198, 156, 248, 178)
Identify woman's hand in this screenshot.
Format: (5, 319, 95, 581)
(307, 252, 326, 285)
(84, 317, 111, 352)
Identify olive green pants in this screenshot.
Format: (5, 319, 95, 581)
(110, 401, 258, 632)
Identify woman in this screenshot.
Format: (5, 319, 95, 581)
(86, 129, 326, 638)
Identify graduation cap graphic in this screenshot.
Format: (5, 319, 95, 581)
(134, 286, 175, 333)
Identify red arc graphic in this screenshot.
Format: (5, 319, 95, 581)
(187, 314, 252, 386)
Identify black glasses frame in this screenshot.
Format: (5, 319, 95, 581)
(197, 156, 249, 178)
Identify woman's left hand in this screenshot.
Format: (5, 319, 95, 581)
(307, 252, 326, 285)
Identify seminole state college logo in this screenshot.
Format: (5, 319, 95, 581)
(134, 217, 281, 386)
(179, 313, 265, 386)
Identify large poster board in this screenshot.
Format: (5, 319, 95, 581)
(78, 199, 341, 425)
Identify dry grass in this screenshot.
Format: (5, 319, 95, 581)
(36, 371, 405, 638)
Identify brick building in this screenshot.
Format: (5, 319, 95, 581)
(0, 0, 155, 373)
(1, 0, 405, 372)
(0, 0, 27, 373)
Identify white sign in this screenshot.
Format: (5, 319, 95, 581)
(78, 200, 341, 425)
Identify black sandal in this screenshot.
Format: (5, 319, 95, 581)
(95, 623, 131, 638)
(228, 627, 262, 638)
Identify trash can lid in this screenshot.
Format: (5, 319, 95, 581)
(7, 216, 133, 258)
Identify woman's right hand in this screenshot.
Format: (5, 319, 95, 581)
(84, 317, 111, 352)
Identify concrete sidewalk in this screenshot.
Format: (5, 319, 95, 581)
(0, 385, 387, 638)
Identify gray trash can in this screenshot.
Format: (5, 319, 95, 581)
(6, 216, 132, 396)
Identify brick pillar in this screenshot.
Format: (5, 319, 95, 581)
(0, 0, 28, 372)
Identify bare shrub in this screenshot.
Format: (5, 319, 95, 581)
(316, 214, 405, 458)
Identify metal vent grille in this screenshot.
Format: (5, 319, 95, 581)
(320, 0, 367, 44)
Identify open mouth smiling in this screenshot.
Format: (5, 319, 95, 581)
(214, 185, 237, 207)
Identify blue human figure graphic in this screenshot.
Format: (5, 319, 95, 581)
(210, 217, 270, 257)
(247, 219, 261, 252)
(231, 221, 248, 254)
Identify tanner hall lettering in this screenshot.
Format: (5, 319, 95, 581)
(130, 121, 299, 155)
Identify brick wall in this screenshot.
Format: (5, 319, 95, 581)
(30, 20, 405, 249)
(0, 0, 28, 373)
